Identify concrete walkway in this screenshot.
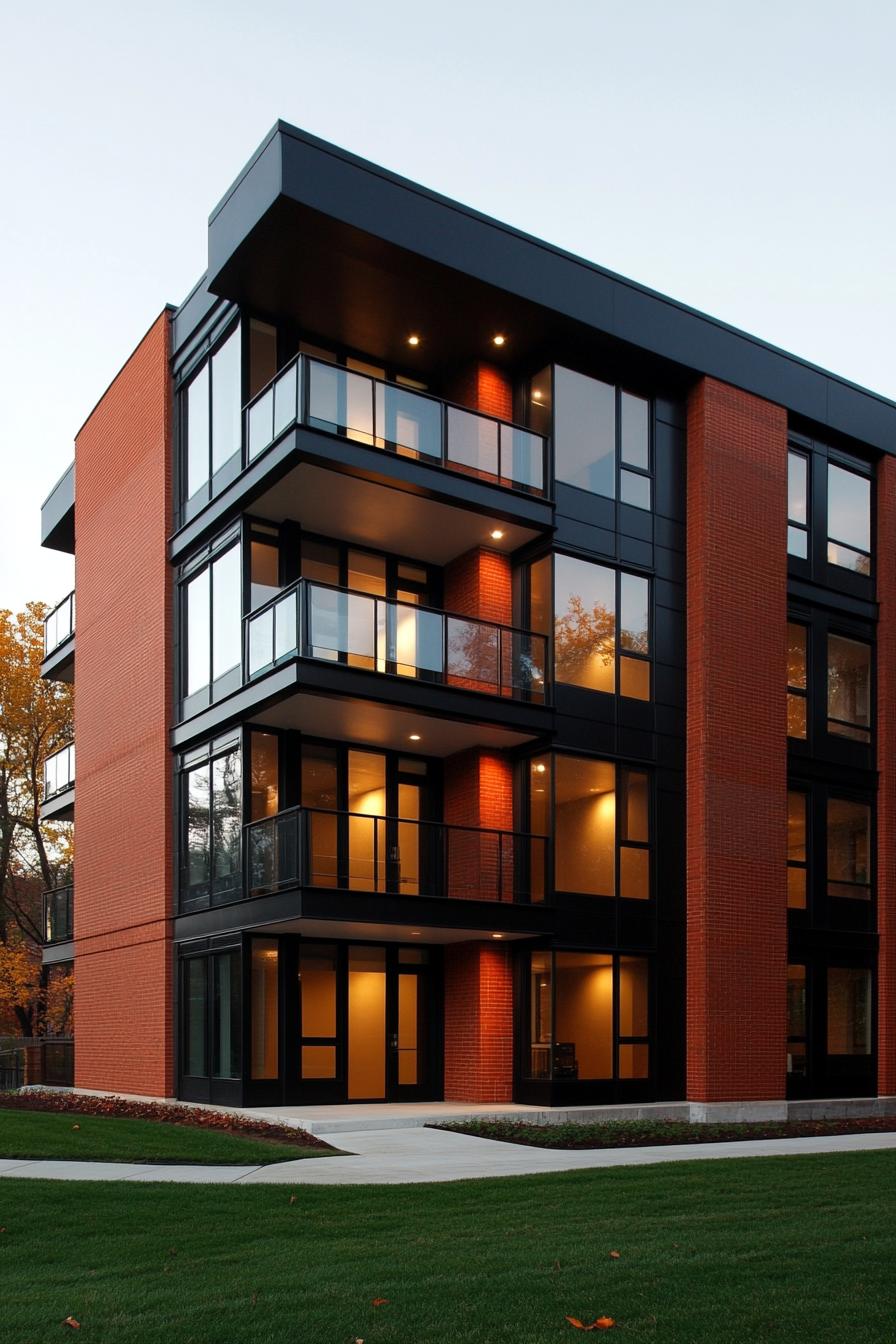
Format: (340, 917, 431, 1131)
(2, 1125, 896, 1185)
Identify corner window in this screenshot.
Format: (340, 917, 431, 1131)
(827, 464, 871, 574)
(787, 791, 807, 910)
(525, 951, 650, 1081)
(827, 634, 871, 742)
(182, 540, 242, 709)
(183, 324, 242, 508)
(787, 623, 807, 739)
(550, 366, 651, 509)
(549, 554, 651, 700)
(528, 754, 651, 900)
(181, 744, 242, 912)
(827, 798, 871, 901)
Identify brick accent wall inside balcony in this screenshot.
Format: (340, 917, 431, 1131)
(444, 942, 514, 1101)
(443, 548, 512, 626)
(686, 376, 788, 1102)
(448, 362, 513, 423)
(72, 309, 174, 1099)
(877, 453, 896, 1096)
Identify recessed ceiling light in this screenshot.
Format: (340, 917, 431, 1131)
(489, 528, 504, 540)
(409, 733, 421, 741)
(411, 930, 422, 937)
(533, 763, 546, 774)
(492, 334, 506, 347)
(532, 389, 543, 400)
(408, 334, 420, 346)
(491, 932, 504, 939)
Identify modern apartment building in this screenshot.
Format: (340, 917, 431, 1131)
(38, 122, 896, 1114)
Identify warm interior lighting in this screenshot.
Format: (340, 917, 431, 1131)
(492, 334, 506, 346)
(489, 529, 505, 540)
(410, 930, 422, 937)
(532, 389, 543, 400)
(408, 334, 420, 346)
(533, 763, 547, 774)
(491, 933, 504, 939)
(409, 733, 421, 742)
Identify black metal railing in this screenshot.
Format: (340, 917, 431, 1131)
(244, 806, 549, 905)
(44, 884, 74, 944)
(44, 742, 75, 801)
(245, 578, 549, 702)
(243, 352, 547, 496)
(44, 591, 75, 657)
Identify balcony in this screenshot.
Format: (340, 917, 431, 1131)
(246, 579, 549, 704)
(43, 742, 75, 821)
(43, 883, 74, 947)
(42, 591, 75, 683)
(245, 806, 548, 906)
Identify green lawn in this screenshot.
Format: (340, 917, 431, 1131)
(0, 1108, 326, 1165)
(1, 1151, 895, 1341)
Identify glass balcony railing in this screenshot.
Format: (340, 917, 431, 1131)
(44, 743, 75, 801)
(44, 884, 74, 944)
(44, 591, 75, 657)
(245, 806, 548, 905)
(245, 579, 549, 703)
(244, 353, 547, 496)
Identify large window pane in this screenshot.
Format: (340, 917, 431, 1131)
(251, 939, 279, 1080)
(213, 950, 241, 1079)
(186, 566, 210, 696)
(788, 451, 808, 525)
(787, 964, 807, 1077)
(554, 555, 615, 692)
(619, 956, 649, 1038)
(787, 791, 807, 910)
(184, 959, 207, 1076)
(248, 320, 277, 400)
(527, 951, 552, 1079)
(787, 623, 807, 739)
(827, 635, 871, 742)
(300, 944, 337, 1038)
(212, 751, 242, 899)
(211, 327, 242, 473)
(827, 967, 871, 1055)
(827, 464, 871, 572)
(186, 764, 211, 897)
(212, 546, 241, 680)
(554, 756, 616, 896)
(250, 732, 279, 822)
(250, 537, 280, 610)
(186, 364, 210, 499)
(620, 392, 649, 470)
(554, 366, 615, 497)
(827, 798, 871, 900)
(555, 952, 613, 1080)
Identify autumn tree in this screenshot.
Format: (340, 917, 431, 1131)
(0, 603, 73, 1037)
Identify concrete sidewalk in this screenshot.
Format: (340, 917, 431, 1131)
(2, 1125, 896, 1185)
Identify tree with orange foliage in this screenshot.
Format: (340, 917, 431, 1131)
(0, 603, 73, 1037)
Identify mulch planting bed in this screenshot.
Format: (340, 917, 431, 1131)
(432, 1116, 896, 1149)
(0, 1089, 332, 1149)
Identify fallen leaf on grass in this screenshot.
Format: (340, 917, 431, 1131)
(62, 1317, 80, 1330)
(609, 1251, 620, 1259)
(372, 1298, 389, 1306)
(565, 1315, 616, 1331)
(289, 1194, 297, 1205)
(71, 1124, 80, 1131)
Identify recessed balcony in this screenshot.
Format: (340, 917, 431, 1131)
(42, 591, 75, 683)
(245, 579, 549, 705)
(43, 743, 75, 821)
(43, 883, 74, 963)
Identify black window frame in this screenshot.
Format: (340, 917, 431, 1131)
(544, 364, 654, 511)
(787, 432, 875, 596)
(178, 734, 243, 914)
(178, 524, 243, 719)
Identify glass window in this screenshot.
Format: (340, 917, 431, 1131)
(619, 770, 649, 900)
(211, 545, 241, 681)
(827, 798, 871, 900)
(527, 951, 552, 1078)
(827, 967, 871, 1055)
(186, 567, 210, 697)
(787, 792, 807, 910)
(787, 965, 807, 1077)
(555, 952, 613, 1080)
(248, 320, 278, 400)
(186, 764, 211, 899)
(527, 554, 552, 638)
(620, 392, 649, 470)
(211, 328, 242, 474)
(302, 745, 339, 888)
(250, 537, 280, 610)
(212, 950, 241, 1079)
(300, 944, 338, 1039)
(554, 367, 615, 498)
(554, 756, 616, 896)
(184, 959, 207, 1077)
(787, 451, 809, 559)
(787, 623, 807, 739)
(827, 635, 871, 742)
(186, 364, 210, 501)
(250, 732, 279, 822)
(827, 464, 871, 573)
(301, 537, 340, 586)
(618, 956, 649, 1079)
(181, 746, 241, 910)
(250, 939, 279, 1080)
(212, 752, 242, 901)
(553, 555, 650, 700)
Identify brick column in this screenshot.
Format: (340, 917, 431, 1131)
(877, 455, 896, 1097)
(444, 942, 513, 1101)
(686, 377, 788, 1103)
(448, 363, 513, 422)
(73, 310, 174, 1098)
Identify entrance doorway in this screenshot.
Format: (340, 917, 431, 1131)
(247, 937, 440, 1104)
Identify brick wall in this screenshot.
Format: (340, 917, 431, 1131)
(448, 363, 513, 422)
(877, 454, 896, 1095)
(443, 547, 512, 625)
(72, 309, 174, 1098)
(686, 376, 788, 1102)
(443, 942, 514, 1101)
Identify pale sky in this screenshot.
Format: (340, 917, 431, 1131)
(1, 0, 893, 616)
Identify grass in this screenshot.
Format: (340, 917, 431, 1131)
(0, 1108, 328, 1166)
(1, 1150, 895, 1341)
(433, 1116, 896, 1149)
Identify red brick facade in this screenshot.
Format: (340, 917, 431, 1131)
(443, 547, 512, 625)
(685, 376, 789, 1102)
(449, 362, 513, 422)
(877, 455, 896, 1095)
(72, 310, 174, 1098)
(443, 942, 514, 1101)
